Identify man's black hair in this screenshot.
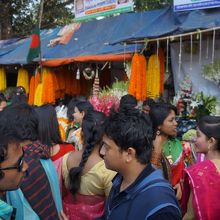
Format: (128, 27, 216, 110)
(0, 104, 38, 142)
(119, 94, 137, 112)
(104, 109, 153, 164)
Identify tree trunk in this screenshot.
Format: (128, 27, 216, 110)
(0, 2, 13, 39)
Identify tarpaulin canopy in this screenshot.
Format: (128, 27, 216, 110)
(1, 6, 220, 66)
(109, 6, 220, 44)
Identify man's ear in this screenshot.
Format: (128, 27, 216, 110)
(125, 147, 136, 163)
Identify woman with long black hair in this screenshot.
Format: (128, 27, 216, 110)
(62, 110, 116, 220)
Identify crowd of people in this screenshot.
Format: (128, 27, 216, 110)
(0, 87, 219, 220)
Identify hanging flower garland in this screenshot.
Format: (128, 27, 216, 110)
(28, 75, 35, 105)
(128, 53, 138, 97)
(34, 83, 43, 106)
(146, 54, 160, 98)
(83, 67, 95, 80)
(17, 68, 29, 94)
(93, 68, 100, 96)
(0, 67, 6, 91)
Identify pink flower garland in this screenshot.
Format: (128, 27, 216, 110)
(89, 95, 120, 116)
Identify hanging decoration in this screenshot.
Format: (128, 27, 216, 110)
(83, 67, 95, 80)
(156, 40, 159, 68)
(17, 68, 29, 94)
(146, 54, 160, 98)
(28, 75, 35, 105)
(206, 35, 209, 59)
(42, 68, 56, 104)
(199, 32, 202, 65)
(190, 33, 193, 71)
(211, 28, 216, 64)
(34, 83, 43, 106)
(0, 67, 7, 91)
(166, 38, 169, 73)
(93, 67, 100, 96)
(128, 53, 138, 97)
(76, 68, 80, 80)
(178, 36, 182, 74)
(128, 53, 147, 101)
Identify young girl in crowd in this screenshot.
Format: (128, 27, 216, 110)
(150, 103, 192, 200)
(35, 104, 74, 193)
(62, 110, 116, 220)
(181, 116, 220, 219)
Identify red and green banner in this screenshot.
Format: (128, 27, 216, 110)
(27, 25, 41, 63)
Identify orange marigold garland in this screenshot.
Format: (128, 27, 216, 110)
(128, 53, 138, 97)
(42, 69, 56, 104)
(28, 76, 35, 105)
(140, 54, 147, 101)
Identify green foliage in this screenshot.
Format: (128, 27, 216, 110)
(134, 0, 172, 11)
(0, 0, 74, 39)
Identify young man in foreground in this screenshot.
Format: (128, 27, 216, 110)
(100, 109, 181, 220)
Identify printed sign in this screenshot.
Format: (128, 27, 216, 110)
(174, 0, 220, 12)
(74, 0, 134, 21)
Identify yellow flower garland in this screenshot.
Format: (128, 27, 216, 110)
(0, 67, 6, 91)
(17, 68, 29, 94)
(146, 54, 160, 98)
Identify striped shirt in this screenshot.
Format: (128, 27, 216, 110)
(21, 142, 59, 220)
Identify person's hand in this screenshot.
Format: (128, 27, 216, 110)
(59, 210, 69, 220)
(173, 183, 182, 200)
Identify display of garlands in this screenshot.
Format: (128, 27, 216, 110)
(83, 67, 95, 80)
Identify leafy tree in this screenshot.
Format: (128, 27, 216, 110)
(0, 0, 74, 39)
(134, 0, 172, 11)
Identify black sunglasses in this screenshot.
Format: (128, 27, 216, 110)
(0, 149, 25, 172)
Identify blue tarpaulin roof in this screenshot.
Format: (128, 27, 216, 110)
(1, 6, 220, 66)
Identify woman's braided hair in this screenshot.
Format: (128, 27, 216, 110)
(69, 110, 106, 196)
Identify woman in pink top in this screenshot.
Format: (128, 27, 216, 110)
(181, 116, 220, 219)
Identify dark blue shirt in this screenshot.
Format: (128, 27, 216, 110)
(99, 164, 181, 220)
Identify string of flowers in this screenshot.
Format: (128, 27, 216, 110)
(42, 68, 56, 104)
(34, 83, 43, 106)
(128, 53, 147, 101)
(146, 54, 161, 98)
(0, 67, 6, 91)
(128, 53, 138, 97)
(17, 68, 29, 94)
(28, 75, 35, 105)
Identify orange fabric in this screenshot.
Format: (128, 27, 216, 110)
(42, 54, 132, 67)
(28, 76, 35, 105)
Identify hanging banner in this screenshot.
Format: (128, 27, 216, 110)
(74, 0, 134, 21)
(174, 0, 220, 12)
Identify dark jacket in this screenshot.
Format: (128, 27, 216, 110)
(101, 164, 181, 220)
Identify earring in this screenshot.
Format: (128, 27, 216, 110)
(156, 130, 161, 136)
